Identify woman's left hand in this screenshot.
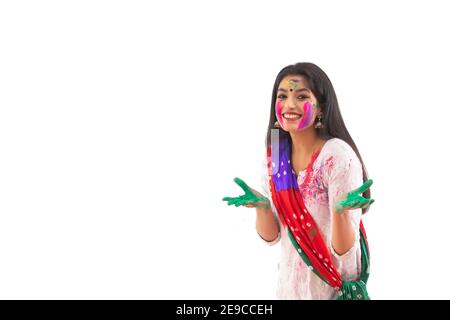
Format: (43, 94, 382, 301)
(334, 179, 375, 213)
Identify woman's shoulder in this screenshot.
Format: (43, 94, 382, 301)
(320, 138, 360, 166)
(318, 138, 363, 185)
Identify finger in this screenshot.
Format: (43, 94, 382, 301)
(244, 204, 255, 208)
(233, 177, 251, 193)
(340, 199, 359, 209)
(349, 179, 373, 195)
(359, 198, 375, 207)
(227, 198, 240, 205)
(361, 202, 370, 209)
(348, 197, 366, 208)
(362, 199, 375, 209)
(223, 196, 238, 203)
(228, 198, 239, 206)
(350, 201, 365, 209)
(345, 201, 358, 209)
(354, 198, 371, 209)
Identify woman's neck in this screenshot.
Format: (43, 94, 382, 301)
(290, 128, 324, 157)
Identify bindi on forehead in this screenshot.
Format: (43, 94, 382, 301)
(282, 78, 302, 92)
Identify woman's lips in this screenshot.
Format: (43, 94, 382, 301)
(282, 112, 302, 121)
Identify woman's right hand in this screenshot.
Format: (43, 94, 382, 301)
(222, 177, 270, 209)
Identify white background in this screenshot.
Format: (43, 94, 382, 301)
(1, 0, 449, 299)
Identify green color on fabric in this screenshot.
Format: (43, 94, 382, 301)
(286, 227, 329, 285)
(337, 229, 371, 300)
(289, 227, 371, 300)
(337, 280, 370, 300)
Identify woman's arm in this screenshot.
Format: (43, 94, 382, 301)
(325, 142, 368, 256)
(222, 176, 281, 243)
(255, 204, 280, 242)
(331, 179, 373, 255)
(331, 209, 356, 255)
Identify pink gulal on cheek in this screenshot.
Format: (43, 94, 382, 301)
(297, 101, 314, 129)
(276, 100, 284, 126)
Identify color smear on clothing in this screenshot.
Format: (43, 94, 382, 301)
(301, 150, 321, 186)
(297, 101, 314, 130)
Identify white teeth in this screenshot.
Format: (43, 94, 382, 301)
(283, 113, 301, 119)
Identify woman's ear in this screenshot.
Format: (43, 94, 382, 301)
(314, 103, 322, 115)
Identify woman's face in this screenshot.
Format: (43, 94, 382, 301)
(275, 75, 320, 132)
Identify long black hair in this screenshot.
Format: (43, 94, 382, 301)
(265, 62, 371, 213)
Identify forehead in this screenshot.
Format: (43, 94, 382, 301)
(278, 75, 308, 88)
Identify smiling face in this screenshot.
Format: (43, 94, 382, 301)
(275, 75, 320, 132)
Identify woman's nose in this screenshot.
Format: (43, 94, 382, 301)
(286, 97, 298, 109)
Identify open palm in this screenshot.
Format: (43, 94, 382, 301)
(222, 177, 270, 208)
(335, 179, 375, 213)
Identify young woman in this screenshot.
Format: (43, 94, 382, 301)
(223, 62, 374, 300)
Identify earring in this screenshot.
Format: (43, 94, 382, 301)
(274, 121, 281, 128)
(314, 115, 323, 129)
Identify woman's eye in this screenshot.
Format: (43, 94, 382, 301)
(277, 94, 309, 100)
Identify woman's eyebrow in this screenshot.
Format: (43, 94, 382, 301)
(278, 88, 310, 93)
